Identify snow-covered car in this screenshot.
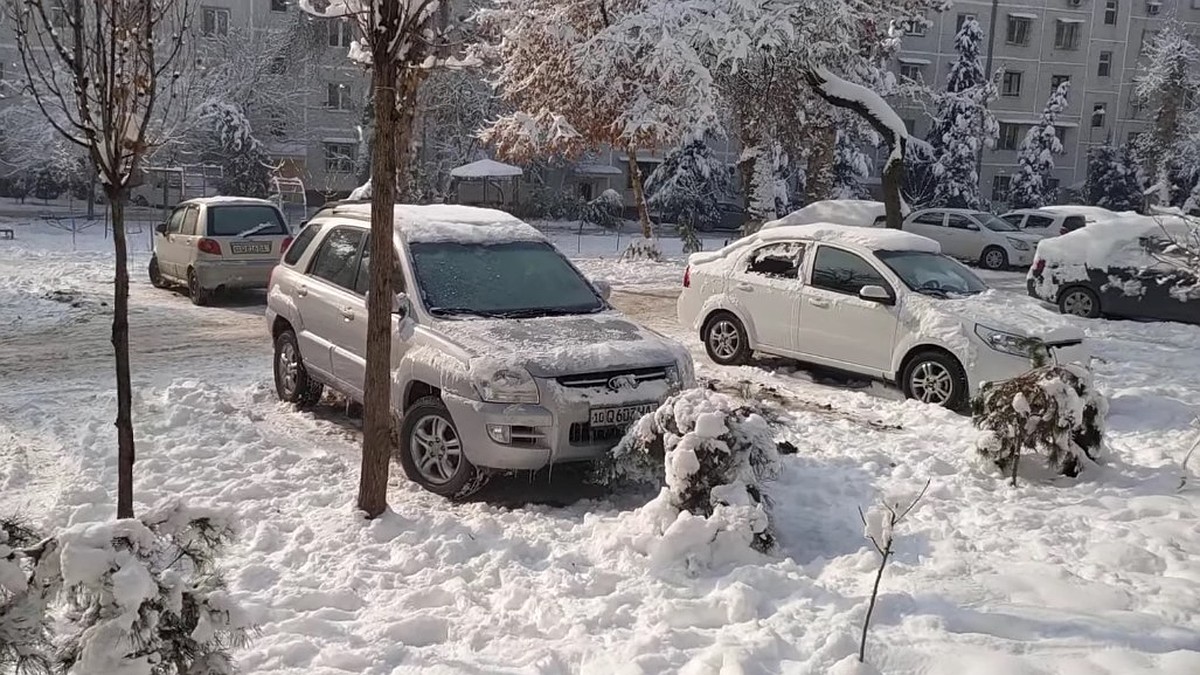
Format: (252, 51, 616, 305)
(1000, 208, 1089, 237)
(761, 199, 893, 229)
(149, 197, 292, 305)
(1027, 214, 1200, 324)
(902, 208, 1044, 270)
(266, 204, 694, 498)
(677, 223, 1089, 410)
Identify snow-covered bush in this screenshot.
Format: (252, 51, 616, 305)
(606, 388, 782, 554)
(520, 182, 584, 221)
(972, 364, 1107, 486)
(582, 188, 623, 229)
(1, 519, 53, 675)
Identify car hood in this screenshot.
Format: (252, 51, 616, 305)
(1004, 230, 1046, 243)
(910, 290, 1085, 344)
(438, 311, 687, 378)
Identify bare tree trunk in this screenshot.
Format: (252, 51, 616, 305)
(357, 50, 401, 520)
(110, 193, 135, 519)
(805, 124, 836, 203)
(882, 153, 905, 230)
(625, 148, 652, 239)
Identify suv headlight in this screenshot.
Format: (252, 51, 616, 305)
(1006, 237, 1030, 251)
(974, 324, 1046, 360)
(474, 365, 539, 404)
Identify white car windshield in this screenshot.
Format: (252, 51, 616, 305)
(977, 214, 1020, 232)
(876, 250, 988, 298)
(409, 241, 605, 318)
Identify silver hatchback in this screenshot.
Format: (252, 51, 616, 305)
(265, 204, 694, 499)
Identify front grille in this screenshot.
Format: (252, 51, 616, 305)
(557, 366, 668, 389)
(568, 422, 627, 446)
(509, 425, 545, 448)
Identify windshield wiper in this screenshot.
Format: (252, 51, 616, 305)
(237, 222, 278, 238)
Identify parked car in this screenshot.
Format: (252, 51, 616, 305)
(677, 223, 1089, 410)
(149, 197, 292, 305)
(761, 200, 893, 230)
(1027, 214, 1200, 324)
(1000, 208, 1089, 237)
(902, 208, 1044, 270)
(266, 203, 694, 498)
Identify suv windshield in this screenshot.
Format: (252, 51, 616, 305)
(208, 205, 287, 237)
(977, 214, 1019, 232)
(409, 240, 605, 318)
(876, 250, 988, 298)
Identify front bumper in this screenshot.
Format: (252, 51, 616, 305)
(1008, 247, 1035, 268)
(970, 341, 1092, 393)
(194, 259, 276, 290)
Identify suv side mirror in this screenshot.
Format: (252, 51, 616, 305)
(859, 285, 893, 305)
(155, 222, 168, 235)
(392, 292, 412, 316)
(593, 279, 612, 301)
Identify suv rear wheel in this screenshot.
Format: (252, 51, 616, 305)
(274, 329, 323, 407)
(398, 397, 488, 499)
(901, 350, 969, 412)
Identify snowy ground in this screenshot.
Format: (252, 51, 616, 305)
(2, 219, 1199, 674)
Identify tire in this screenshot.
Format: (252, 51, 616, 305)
(980, 246, 1008, 271)
(1058, 285, 1101, 319)
(187, 268, 211, 306)
(148, 257, 167, 289)
(702, 312, 751, 366)
(398, 396, 487, 499)
(901, 350, 970, 412)
(273, 329, 323, 408)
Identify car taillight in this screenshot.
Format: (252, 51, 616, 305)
(683, 266, 691, 288)
(1033, 259, 1046, 276)
(197, 238, 222, 255)
(280, 236, 293, 256)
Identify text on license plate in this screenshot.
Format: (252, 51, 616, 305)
(230, 241, 272, 254)
(590, 403, 657, 428)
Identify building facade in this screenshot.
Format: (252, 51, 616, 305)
(893, 0, 1200, 208)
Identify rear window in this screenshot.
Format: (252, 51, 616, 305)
(207, 205, 287, 237)
(284, 222, 323, 266)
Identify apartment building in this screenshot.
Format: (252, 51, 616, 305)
(894, 0, 1200, 207)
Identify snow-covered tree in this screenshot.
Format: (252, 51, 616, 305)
(832, 130, 872, 199)
(926, 17, 998, 209)
(646, 138, 730, 249)
(1, 518, 52, 674)
(1084, 141, 1142, 212)
(1134, 13, 1200, 206)
(1008, 81, 1070, 209)
(414, 69, 499, 200)
(198, 103, 274, 199)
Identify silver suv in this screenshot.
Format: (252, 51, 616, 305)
(265, 203, 694, 498)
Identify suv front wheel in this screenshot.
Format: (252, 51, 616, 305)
(398, 397, 488, 499)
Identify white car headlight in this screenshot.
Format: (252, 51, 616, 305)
(974, 324, 1046, 360)
(1006, 237, 1030, 251)
(475, 366, 540, 404)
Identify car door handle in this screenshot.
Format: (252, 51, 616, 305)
(341, 307, 355, 320)
(735, 283, 755, 292)
(296, 285, 308, 297)
(808, 298, 830, 308)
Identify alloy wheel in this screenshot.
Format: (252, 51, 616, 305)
(277, 341, 299, 398)
(909, 361, 954, 405)
(984, 250, 1006, 270)
(708, 320, 741, 360)
(410, 414, 462, 485)
(1062, 290, 1094, 317)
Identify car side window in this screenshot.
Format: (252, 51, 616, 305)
(810, 246, 891, 296)
(947, 214, 975, 230)
(180, 207, 200, 236)
(745, 242, 806, 280)
(1063, 216, 1086, 232)
(353, 237, 407, 295)
(1027, 215, 1055, 229)
(166, 208, 186, 234)
(913, 212, 944, 226)
(308, 228, 365, 290)
(283, 223, 323, 266)
(1001, 214, 1025, 228)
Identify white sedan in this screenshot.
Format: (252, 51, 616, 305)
(677, 223, 1090, 410)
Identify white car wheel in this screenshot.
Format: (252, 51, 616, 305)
(703, 313, 750, 365)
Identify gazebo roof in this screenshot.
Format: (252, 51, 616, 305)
(450, 159, 524, 179)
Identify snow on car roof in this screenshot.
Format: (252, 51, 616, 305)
(762, 200, 889, 229)
(690, 222, 940, 266)
(331, 203, 545, 244)
(182, 196, 278, 207)
(1036, 213, 1195, 268)
(1037, 205, 1126, 222)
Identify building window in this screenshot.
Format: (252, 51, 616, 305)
(1006, 15, 1032, 45)
(1055, 20, 1081, 50)
(324, 143, 357, 173)
(1147, 0, 1161, 16)
(902, 19, 926, 37)
(328, 20, 352, 47)
(201, 7, 230, 37)
(49, 0, 68, 28)
(899, 63, 924, 80)
(1104, 0, 1118, 25)
(1092, 103, 1107, 127)
(1002, 71, 1023, 97)
(271, 0, 288, 11)
(1098, 51, 1113, 77)
(1051, 75, 1071, 93)
(326, 82, 353, 110)
(992, 175, 1012, 201)
(956, 13, 976, 33)
(998, 123, 1021, 151)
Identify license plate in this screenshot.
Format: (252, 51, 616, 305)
(230, 241, 272, 254)
(590, 403, 657, 429)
